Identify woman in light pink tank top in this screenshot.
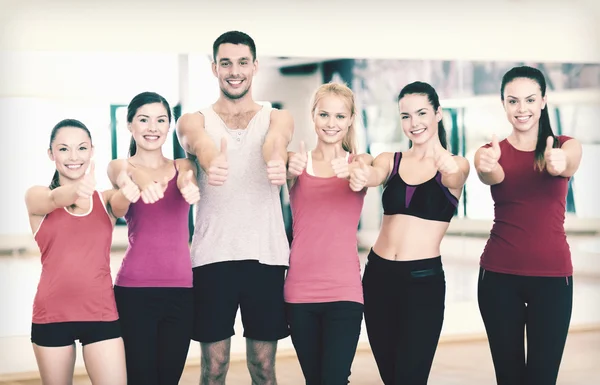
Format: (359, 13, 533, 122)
(284, 82, 373, 384)
(106, 92, 200, 385)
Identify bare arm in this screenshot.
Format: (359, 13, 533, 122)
(176, 112, 219, 172)
(551, 138, 582, 178)
(103, 188, 130, 219)
(176, 158, 199, 190)
(441, 156, 470, 190)
(475, 147, 505, 186)
(263, 109, 294, 164)
(25, 185, 79, 216)
(365, 152, 394, 187)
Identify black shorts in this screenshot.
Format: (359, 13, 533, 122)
(192, 260, 289, 343)
(31, 320, 121, 347)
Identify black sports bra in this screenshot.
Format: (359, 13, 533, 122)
(381, 152, 458, 222)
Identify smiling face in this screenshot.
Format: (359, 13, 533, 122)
(502, 77, 547, 133)
(312, 94, 354, 146)
(398, 93, 442, 146)
(212, 43, 257, 100)
(128, 102, 170, 152)
(48, 126, 94, 182)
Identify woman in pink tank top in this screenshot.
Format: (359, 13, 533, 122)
(106, 92, 200, 385)
(284, 82, 373, 384)
(25, 119, 135, 385)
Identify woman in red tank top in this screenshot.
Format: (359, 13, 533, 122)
(25, 119, 135, 385)
(475, 66, 583, 384)
(284, 82, 372, 384)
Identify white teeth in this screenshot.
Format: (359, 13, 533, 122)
(66, 164, 82, 169)
(228, 80, 242, 85)
(411, 128, 426, 135)
(323, 130, 339, 136)
(516, 116, 530, 123)
(144, 136, 159, 140)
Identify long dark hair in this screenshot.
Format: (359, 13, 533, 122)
(127, 92, 172, 157)
(501, 66, 555, 171)
(48, 119, 92, 190)
(398, 81, 448, 150)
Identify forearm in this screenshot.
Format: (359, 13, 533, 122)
(49, 184, 79, 208)
(365, 166, 388, 187)
(108, 191, 131, 218)
(441, 170, 466, 189)
(262, 137, 288, 164)
(477, 165, 505, 185)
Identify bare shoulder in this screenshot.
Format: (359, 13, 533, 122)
(373, 151, 394, 165)
(175, 157, 196, 169)
(269, 108, 293, 123)
(176, 112, 205, 133)
(25, 185, 50, 203)
(353, 153, 374, 165)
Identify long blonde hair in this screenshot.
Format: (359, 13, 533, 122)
(310, 82, 357, 154)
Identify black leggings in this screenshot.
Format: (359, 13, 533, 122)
(114, 286, 194, 385)
(362, 250, 445, 385)
(478, 268, 573, 385)
(286, 301, 363, 385)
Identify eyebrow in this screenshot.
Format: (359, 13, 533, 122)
(58, 141, 89, 146)
(507, 94, 536, 99)
(137, 114, 168, 118)
(219, 57, 251, 62)
(319, 110, 347, 114)
(400, 108, 427, 115)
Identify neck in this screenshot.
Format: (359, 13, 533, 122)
(57, 175, 81, 187)
(130, 148, 167, 169)
(215, 91, 258, 114)
(509, 126, 539, 150)
(408, 138, 442, 159)
(314, 141, 345, 161)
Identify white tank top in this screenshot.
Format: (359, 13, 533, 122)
(190, 105, 290, 268)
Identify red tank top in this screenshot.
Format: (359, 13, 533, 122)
(284, 155, 366, 304)
(480, 135, 573, 277)
(32, 191, 119, 323)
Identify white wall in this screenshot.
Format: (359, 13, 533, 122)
(2, 0, 599, 62)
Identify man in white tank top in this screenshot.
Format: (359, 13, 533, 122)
(176, 31, 294, 385)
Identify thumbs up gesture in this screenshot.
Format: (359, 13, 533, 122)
(179, 169, 200, 205)
(77, 160, 96, 199)
(140, 175, 169, 204)
(544, 136, 566, 176)
(349, 158, 370, 192)
(433, 146, 460, 176)
(116, 160, 141, 203)
(287, 140, 308, 177)
(331, 146, 350, 179)
(478, 134, 502, 173)
(267, 139, 287, 186)
(208, 137, 229, 186)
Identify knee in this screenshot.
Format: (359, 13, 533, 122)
(247, 356, 276, 382)
(202, 355, 229, 381)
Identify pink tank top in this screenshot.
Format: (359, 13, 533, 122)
(284, 155, 366, 304)
(33, 191, 118, 323)
(115, 168, 193, 287)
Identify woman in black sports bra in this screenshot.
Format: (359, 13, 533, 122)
(349, 81, 470, 384)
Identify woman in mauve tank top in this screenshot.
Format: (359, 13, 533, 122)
(350, 81, 470, 384)
(106, 92, 200, 385)
(284, 82, 372, 384)
(25, 119, 135, 384)
(475, 66, 583, 385)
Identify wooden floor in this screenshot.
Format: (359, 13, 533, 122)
(3, 330, 598, 385)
